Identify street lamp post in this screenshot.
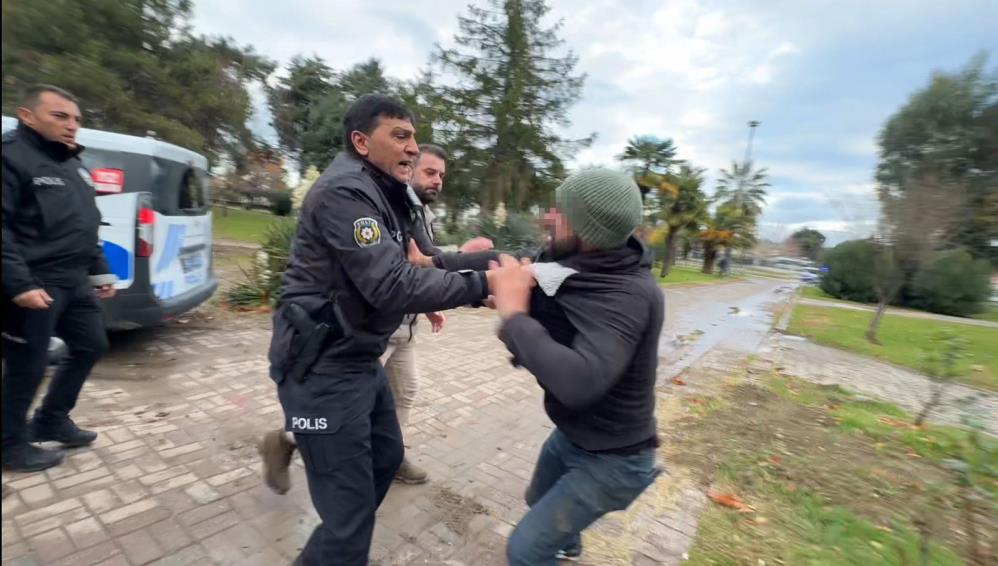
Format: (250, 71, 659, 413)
(744, 120, 760, 165)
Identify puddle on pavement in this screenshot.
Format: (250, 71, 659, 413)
(659, 281, 794, 381)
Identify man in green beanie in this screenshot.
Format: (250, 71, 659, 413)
(410, 168, 664, 565)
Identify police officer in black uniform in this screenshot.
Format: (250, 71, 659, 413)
(2, 85, 117, 473)
(268, 94, 494, 565)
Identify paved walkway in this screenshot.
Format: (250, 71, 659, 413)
(797, 298, 998, 328)
(2, 308, 697, 566)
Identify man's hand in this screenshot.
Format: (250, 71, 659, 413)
(96, 285, 116, 300)
(486, 254, 535, 320)
(13, 289, 53, 310)
(426, 311, 446, 333)
(459, 237, 494, 253)
(407, 239, 433, 268)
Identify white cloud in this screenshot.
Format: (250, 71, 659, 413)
(188, 0, 993, 236)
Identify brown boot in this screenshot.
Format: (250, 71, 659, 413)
(258, 429, 296, 494)
(394, 457, 429, 484)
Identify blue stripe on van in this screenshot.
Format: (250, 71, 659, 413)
(102, 240, 131, 281)
(156, 224, 187, 274)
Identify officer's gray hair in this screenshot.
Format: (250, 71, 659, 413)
(21, 84, 79, 109)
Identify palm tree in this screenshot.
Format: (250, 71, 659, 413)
(649, 165, 708, 276)
(698, 205, 756, 274)
(618, 136, 679, 200)
(714, 160, 769, 218)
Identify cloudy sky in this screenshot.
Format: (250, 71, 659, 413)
(192, 0, 998, 244)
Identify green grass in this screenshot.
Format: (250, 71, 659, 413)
(799, 285, 865, 304)
(973, 306, 998, 324)
(765, 374, 989, 466)
(686, 374, 992, 566)
(689, 469, 964, 566)
(656, 264, 738, 286)
(787, 304, 997, 390)
(212, 206, 280, 243)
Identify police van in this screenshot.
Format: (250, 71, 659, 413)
(2, 116, 218, 330)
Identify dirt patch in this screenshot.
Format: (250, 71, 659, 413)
(431, 485, 491, 536)
(671, 380, 995, 564)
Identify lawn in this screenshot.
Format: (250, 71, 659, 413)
(212, 206, 280, 243)
(974, 306, 998, 324)
(681, 372, 994, 566)
(657, 264, 738, 286)
(799, 285, 862, 304)
(787, 304, 997, 390)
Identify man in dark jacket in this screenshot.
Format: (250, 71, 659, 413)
(413, 168, 663, 565)
(258, 142, 492, 492)
(2, 85, 117, 473)
(266, 94, 495, 566)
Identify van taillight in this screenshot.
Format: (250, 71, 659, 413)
(137, 207, 154, 257)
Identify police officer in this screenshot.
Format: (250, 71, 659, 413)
(267, 94, 494, 565)
(2, 85, 117, 473)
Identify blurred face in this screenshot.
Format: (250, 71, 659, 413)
(17, 92, 82, 147)
(411, 152, 446, 204)
(542, 207, 582, 259)
(351, 116, 419, 183)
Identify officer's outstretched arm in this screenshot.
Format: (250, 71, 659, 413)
(431, 248, 538, 272)
(1, 161, 40, 297)
(314, 187, 488, 314)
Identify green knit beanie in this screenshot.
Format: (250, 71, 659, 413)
(555, 168, 642, 249)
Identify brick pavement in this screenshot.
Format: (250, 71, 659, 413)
(2, 308, 701, 565)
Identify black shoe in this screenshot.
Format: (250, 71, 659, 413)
(2, 443, 64, 472)
(28, 418, 98, 447)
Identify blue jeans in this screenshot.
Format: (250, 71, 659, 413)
(507, 429, 660, 566)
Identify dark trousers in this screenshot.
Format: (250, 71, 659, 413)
(1, 284, 108, 449)
(280, 366, 404, 566)
(506, 429, 660, 566)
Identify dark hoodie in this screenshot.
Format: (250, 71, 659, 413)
(435, 238, 664, 452)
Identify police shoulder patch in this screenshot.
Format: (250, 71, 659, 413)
(353, 217, 382, 247)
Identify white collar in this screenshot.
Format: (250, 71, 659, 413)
(531, 262, 578, 296)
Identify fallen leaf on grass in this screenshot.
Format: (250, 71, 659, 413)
(768, 455, 783, 465)
(708, 491, 753, 512)
(672, 376, 687, 386)
(875, 525, 894, 533)
(877, 416, 913, 428)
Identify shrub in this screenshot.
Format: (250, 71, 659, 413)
(271, 192, 293, 217)
(819, 239, 879, 303)
(225, 218, 297, 308)
(909, 249, 991, 316)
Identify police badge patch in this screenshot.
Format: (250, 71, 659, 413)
(353, 217, 382, 247)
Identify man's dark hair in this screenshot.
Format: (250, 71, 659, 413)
(21, 84, 78, 109)
(417, 143, 448, 162)
(342, 94, 414, 155)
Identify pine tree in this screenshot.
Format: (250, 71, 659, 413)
(434, 0, 592, 213)
(2, 0, 273, 162)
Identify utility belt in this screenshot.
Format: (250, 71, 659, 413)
(269, 292, 353, 384)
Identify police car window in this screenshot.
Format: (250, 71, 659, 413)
(178, 168, 207, 213)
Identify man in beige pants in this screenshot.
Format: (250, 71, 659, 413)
(258, 144, 492, 491)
